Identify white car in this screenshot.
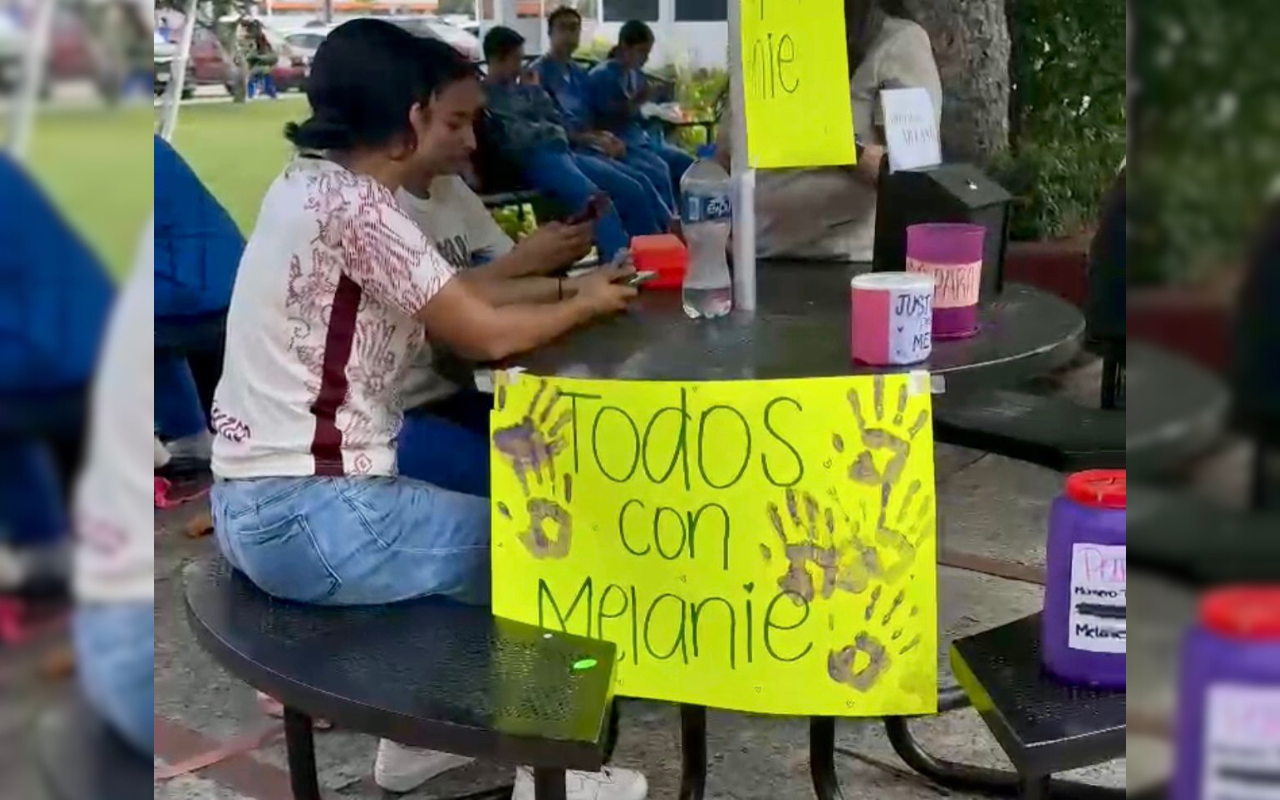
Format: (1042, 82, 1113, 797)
(0, 14, 24, 92)
(282, 26, 332, 65)
(386, 16, 481, 62)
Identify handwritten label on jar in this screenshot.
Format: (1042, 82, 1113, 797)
(907, 257, 981, 309)
(888, 287, 933, 364)
(1067, 543, 1126, 653)
(1204, 685, 1280, 800)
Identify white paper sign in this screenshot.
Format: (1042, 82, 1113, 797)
(1204, 685, 1280, 800)
(880, 88, 942, 173)
(1067, 543, 1126, 653)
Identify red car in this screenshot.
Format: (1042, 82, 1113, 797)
(189, 24, 307, 95)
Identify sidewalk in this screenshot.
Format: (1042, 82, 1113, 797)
(152, 444, 1127, 800)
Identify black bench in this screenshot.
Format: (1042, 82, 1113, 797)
(183, 557, 617, 800)
(934, 341, 1227, 477)
(36, 692, 153, 800)
(887, 615, 1124, 800)
(1128, 484, 1280, 585)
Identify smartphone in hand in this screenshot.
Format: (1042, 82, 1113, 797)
(566, 193, 609, 226)
(619, 270, 657, 288)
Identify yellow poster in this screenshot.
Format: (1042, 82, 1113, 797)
(740, 0, 857, 169)
(490, 373, 937, 717)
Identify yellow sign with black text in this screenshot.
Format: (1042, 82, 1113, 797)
(490, 373, 937, 717)
(740, 0, 858, 168)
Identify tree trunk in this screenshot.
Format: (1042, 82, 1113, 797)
(904, 0, 1011, 163)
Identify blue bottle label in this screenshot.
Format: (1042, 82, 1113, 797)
(683, 193, 732, 224)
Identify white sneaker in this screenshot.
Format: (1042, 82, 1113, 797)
(512, 766, 648, 800)
(373, 739, 475, 793)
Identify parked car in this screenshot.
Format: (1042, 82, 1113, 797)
(284, 17, 481, 63)
(385, 15, 481, 61)
(153, 31, 195, 99)
(0, 14, 22, 93)
(187, 23, 307, 96)
(281, 26, 331, 66)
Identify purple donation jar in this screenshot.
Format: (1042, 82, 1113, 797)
(1041, 470, 1126, 689)
(1172, 588, 1280, 800)
(905, 222, 985, 339)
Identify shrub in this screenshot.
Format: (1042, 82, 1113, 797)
(998, 0, 1126, 245)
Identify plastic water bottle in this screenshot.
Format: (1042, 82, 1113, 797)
(680, 146, 733, 319)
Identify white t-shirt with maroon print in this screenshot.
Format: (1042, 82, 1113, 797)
(211, 156, 456, 479)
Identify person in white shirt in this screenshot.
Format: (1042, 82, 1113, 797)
(73, 221, 155, 755)
(716, 0, 942, 261)
(209, 22, 647, 800)
(394, 154, 623, 497)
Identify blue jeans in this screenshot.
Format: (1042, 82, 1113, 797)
(573, 153, 668, 239)
(248, 72, 277, 99)
(74, 602, 154, 755)
(621, 147, 677, 213)
(398, 388, 492, 497)
(155, 312, 226, 440)
(0, 439, 66, 545)
(211, 476, 491, 606)
(520, 146, 632, 261)
(652, 143, 696, 193)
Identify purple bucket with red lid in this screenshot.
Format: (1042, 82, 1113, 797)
(1172, 587, 1280, 800)
(1041, 470, 1127, 689)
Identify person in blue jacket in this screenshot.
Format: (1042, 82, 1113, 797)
(532, 7, 679, 217)
(153, 135, 246, 463)
(0, 153, 115, 588)
(588, 20, 696, 201)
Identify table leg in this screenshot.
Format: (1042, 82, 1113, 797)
(1020, 774, 1051, 800)
(533, 768, 568, 800)
(885, 715, 1020, 794)
(886, 717, 1125, 800)
(282, 707, 322, 800)
(679, 704, 707, 800)
(809, 716, 845, 800)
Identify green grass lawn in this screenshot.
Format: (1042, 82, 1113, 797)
(164, 99, 308, 234)
(24, 105, 153, 278)
(18, 98, 306, 278)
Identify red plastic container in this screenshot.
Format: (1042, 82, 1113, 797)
(631, 234, 688, 290)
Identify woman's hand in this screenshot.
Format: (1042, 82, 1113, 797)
(569, 263, 638, 315)
(596, 132, 627, 159)
(854, 144, 887, 186)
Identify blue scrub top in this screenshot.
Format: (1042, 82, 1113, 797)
(153, 135, 245, 320)
(587, 59, 648, 142)
(531, 56, 597, 135)
(0, 154, 114, 394)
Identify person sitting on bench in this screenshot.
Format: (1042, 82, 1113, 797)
(0, 153, 114, 593)
(208, 20, 646, 799)
(154, 134, 246, 466)
(73, 220, 155, 756)
(482, 26, 668, 262)
(529, 6, 678, 218)
(395, 46, 620, 498)
(587, 20, 696, 199)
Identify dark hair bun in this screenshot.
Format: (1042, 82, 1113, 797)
(284, 117, 355, 150)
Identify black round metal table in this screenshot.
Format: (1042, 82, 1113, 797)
(514, 261, 1085, 393)
(509, 260, 1088, 800)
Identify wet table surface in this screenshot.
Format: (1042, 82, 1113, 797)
(514, 261, 1085, 392)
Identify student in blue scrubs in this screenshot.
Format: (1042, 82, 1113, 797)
(531, 7, 678, 218)
(588, 20, 696, 199)
(153, 135, 245, 463)
(0, 154, 114, 587)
